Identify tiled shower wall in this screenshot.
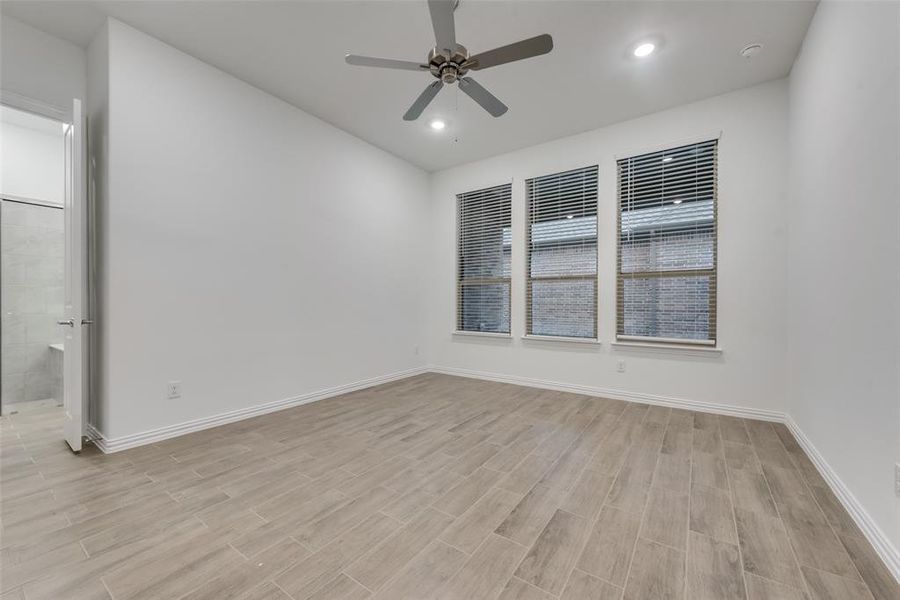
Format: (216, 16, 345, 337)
(1, 199, 65, 405)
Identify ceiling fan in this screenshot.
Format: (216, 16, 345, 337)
(345, 0, 553, 121)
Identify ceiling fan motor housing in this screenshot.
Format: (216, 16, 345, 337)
(428, 44, 470, 83)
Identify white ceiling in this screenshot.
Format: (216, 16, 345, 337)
(1, 1, 816, 171)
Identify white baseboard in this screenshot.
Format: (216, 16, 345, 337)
(85, 422, 108, 452)
(428, 365, 784, 421)
(87, 366, 428, 454)
(785, 416, 900, 583)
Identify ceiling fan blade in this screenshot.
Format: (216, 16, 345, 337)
(345, 55, 428, 71)
(403, 80, 444, 121)
(466, 34, 554, 71)
(458, 77, 508, 117)
(428, 0, 457, 55)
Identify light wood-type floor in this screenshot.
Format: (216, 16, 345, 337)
(1, 374, 897, 600)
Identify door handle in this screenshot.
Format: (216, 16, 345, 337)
(82, 319, 94, 325)
(57, 319, 75, 327)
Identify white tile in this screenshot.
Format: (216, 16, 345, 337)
(28, 206, 64, 230)
(24, 370, 53, 402)
(27, 255, 64, 286)
(1, 285, 28, 313)
(22, 286, 47, 314)
(2, 372, 25, 403)
(1, 253, 28, 285)
(2, 314, 27, 345)
(1, 224, 32, 255)
(0, 201, 29, 225)
(48, 322, 65, 344)
(45, 230, 64, 258)
(24, 343, 50, 373)
(25, 314, 55, 344)
(1, 344, 28, 374)
(46, 286, 64, 315)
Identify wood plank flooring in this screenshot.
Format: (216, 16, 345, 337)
(1, 373, 897, 600)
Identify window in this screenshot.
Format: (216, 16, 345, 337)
(457, 183, 512, 334)
(525, 166, 598, 339)
(617, 139, 718, 344)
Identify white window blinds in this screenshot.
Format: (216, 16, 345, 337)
(526, 166, 598, 338)
(457, 183, 512, 334)
(617, 139, 718, 344)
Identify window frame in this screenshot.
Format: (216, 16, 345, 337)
(524, 165, 599, 341)
(454, 182, 513, 337)
(615, 138, 719, 346)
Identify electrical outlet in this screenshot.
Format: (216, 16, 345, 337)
(895, 463, 900, 497)
(166, 381, 182, 399)
(616, 360, 626, 373)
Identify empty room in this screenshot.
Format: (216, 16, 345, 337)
(0, 1, 897, 599)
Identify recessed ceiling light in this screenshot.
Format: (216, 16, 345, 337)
(740, 43, 763, 59)
(673, 199, 683, 205)
(633, 42, 655, 58)
(662, 156, 673, 163)
(429, 119, 446, 130)
(566, 215, 574, 219)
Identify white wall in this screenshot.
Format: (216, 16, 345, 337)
(427, 79, 790, 415)
(0, 15, 86, 120)
(0, 111, 65, 204)
(87, 20, 110, 434)
(787, 0, 900, 554)
(96, 20, 429, 439)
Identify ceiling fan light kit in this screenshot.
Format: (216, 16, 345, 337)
(345, 0, 553, 121)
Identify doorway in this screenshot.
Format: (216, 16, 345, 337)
(1, 106, 66, 413)
(1, 100, 89, 452)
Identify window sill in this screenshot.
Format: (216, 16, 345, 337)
(611, 340, 723, 355)
(523, 334, 601, 345)
(452, 330, 512, 339)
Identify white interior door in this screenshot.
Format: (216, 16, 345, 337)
(61, 98, 86, 453)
